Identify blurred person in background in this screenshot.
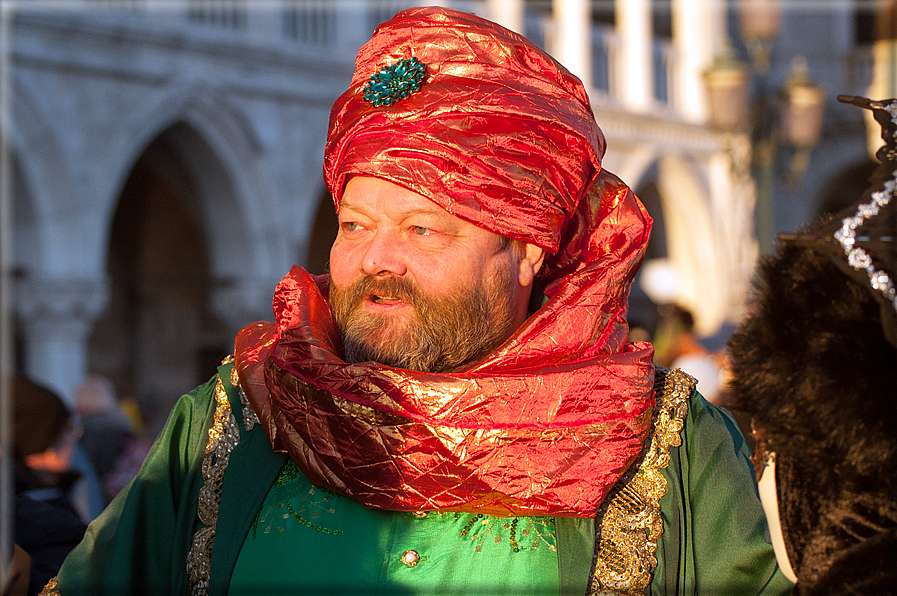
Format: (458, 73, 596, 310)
(73, 375, 138, 504)
(652, 303, 724, 403)
(13, 378, 88, 596)
(727, 95, 897, 595)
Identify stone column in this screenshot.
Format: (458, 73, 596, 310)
(15, 277, 108, 406)
(672, 0, 726, 122)
(551, 0, 592, 90)
(485, 0, 525, 35)
(615, 0, 653, 110)
(708, 132, 760, 324)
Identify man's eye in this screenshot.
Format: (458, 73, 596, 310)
(412, 226, 429, 235)
(342, 222, 359, 232)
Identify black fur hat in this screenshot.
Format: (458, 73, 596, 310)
(727, 97, 897, 595)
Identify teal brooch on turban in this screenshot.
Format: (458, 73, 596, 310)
(363, 57, 427, 107)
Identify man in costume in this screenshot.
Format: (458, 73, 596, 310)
(727, 96, 897, 596)
(47, 7, 790, 595)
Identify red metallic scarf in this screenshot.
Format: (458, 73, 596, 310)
(235, 170, 655, 517)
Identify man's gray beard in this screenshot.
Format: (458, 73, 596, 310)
(329, 269, 515, 374)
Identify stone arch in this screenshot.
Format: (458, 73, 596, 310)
(614, 148, 718, 314)
(623, 150, 733, 336)
(654, 153, 722, 335)
(79, 83, 299, 429)
(98, 81, 288, 323)
(91, 127, 227, 431)
(8, 78, 84, 276)
(631, 162, 669, 262)
(776, 134, 871, 234)
(9, 79, 110, 401)
(630, 161, 668, 337)
(611, 143, 661, 191)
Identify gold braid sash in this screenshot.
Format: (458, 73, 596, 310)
(589, 367, 694, 595)
(186, 360, 240, 596)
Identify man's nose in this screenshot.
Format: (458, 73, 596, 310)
(361, 231, 408, 277)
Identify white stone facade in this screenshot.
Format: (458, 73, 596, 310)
(4, 0, 889, 428)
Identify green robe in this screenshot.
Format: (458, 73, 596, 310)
(55, 362, 792, 595)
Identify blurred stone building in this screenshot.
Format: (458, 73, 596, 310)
(6, 0, 895, 430)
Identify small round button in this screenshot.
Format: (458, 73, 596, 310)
(400, 550, 420, 567)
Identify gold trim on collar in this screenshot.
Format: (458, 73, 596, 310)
(38, 577, 60, 596)
(186, 367, 240, 596)
(589, 367, 694, 595)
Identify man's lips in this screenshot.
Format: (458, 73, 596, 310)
(366, 293, 408, 307)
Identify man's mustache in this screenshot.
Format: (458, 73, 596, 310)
(342, 275, 422, 308)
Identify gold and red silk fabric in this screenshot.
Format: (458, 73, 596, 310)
(324, 7, 607, 254)
(235, 170, 655, 517)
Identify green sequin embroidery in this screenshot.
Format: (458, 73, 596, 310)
(251, 461, 344, 539)
(273, 460, 301, 486)
(456, 513, 557, 554)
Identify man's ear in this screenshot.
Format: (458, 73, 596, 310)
(517, 243, 545, 288)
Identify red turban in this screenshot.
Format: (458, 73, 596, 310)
(324, 6, 606, 254)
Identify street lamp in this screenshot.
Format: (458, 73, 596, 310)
(703, 2, 826, 254)
(738, 0, 781, 73)
(703, 42, 750, 133)
(779, 57, 826, 183)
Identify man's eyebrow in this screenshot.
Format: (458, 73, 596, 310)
(336, 200, 364, 215)
(339, 201, 448, 219)
(403, 207, 448, 218)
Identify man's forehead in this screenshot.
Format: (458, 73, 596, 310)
(338, 176, 457, 219)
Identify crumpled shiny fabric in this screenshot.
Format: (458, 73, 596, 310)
(324, 6, 606, 254)
(235, 169, 655, 517)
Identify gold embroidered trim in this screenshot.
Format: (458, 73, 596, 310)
(220, 354, 259, 432)
(186, 372, 240, 596)
(38, 577, 60, 596)
(588, 367, 694, 596)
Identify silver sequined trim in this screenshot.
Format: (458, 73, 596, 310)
(230, 365, 260, 432)
(186, 374, 240, 596)
(834, 98, 897, 313)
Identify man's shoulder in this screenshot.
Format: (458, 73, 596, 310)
(655, 366, 746, 446)
(177, 357, 241, 419)
(650, 367, 759, 511)
(653, 366, 697, 411)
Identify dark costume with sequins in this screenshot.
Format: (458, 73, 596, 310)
(728, 96, 897, 596)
